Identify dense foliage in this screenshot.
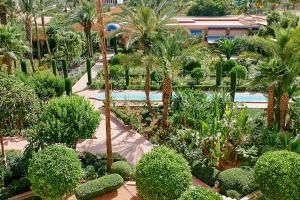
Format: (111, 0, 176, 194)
(28, 145, 83, 199)
(187, 0, 234, 16)
(254, 151, 300, 200)
(111, 161, 132, 181)
(179, 187, 222, 200)
(136, 147, 192, 200)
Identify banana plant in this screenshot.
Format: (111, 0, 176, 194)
(276, 132, 300, 153)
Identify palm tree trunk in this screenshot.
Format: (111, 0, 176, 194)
(41, 15, 52, 60)
(0, 136, 6, 167)
(0, 5, 7, 25)
(25, 17, 35, 72)
(280, 91, 289, 130)
(145, 65, 155, 117)
(292, 3, 296, 10)
(5, 56, 13, 75)
(267, 84, 275, 129)
(96, 0, 113, 171)
(161, 74, 172, 128)
(34, 17, 41, 67)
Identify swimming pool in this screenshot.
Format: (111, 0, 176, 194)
(90, 91, 268, 103)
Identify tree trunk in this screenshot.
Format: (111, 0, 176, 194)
(5, 56, 13, 75)
(0, 136, 6, 167)
(96, 0, 113, 171)
(84, 25, 93, 58)
(25, 17, 35, 73)
(34, 17, 41, 67)
(0, 5, 7, 25)
(292, 3, 296, 10)
(145, 65, 155, 117)
(267, 84, 275, 129)
(280, 91, 289, 130)
(41, 15, 52, 60)
(161, 75, 172, 128)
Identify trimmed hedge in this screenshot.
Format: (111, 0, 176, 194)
(217, 168, 256, 196)
(254, 150, 300, 200)
(75, 174, 124, 200)
(136, 146, 192, 200)
(111, 161, 132, 181)
(192, 162, 219, 187)
(179, 187, 222, 200)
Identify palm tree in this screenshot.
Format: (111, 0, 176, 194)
(71, 0, 96, 58)
(268, 0, 280, 10)
(289, 0, 300, 10)
(151, 29, 197, 128)
(253, 0, 265, 11)
(116, 0, 179, 117)
(96, 0, 112, 171)
(216, 38, 241, 60)
(0, 25, 29, 75)
(0, 0, 15, 25)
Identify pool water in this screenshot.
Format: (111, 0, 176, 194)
(91, 92, 268, 103)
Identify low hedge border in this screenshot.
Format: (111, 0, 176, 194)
(75, 174, 124, 200)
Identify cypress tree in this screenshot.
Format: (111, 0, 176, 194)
(51, 60, 57, 76)
(21, 61, 28, 75)
(62, 59, 68, 78)
(230, 71, 237, 102)
(216, 61, 222, 86)
(86, 58, 92, 86)
(65, 78, 72, 96)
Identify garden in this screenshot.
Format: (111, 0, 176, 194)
(1, 0, 300, 200)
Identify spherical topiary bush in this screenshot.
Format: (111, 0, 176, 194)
(111, 161, 132, 181)
(191, 161, 220, 187)
(217, 168, 256, 195)
(136, 146, 192, 200)
(254, 150, 300, 200)
(179, 187, 222, 200)
(28, 145, 83, 199)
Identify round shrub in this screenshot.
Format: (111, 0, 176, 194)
(109, 65, 123, 80)
(230, 65, 247, 79)
(83, 165, 97, 181)
(33, 96, 100, 148)
(179, 187, 222, 200)
(223, 60, 236, 74)
(28, 145, 83, 199)
(226, 190, 241, 199)
(254, 150, 300, 200)
(30, 70, 65, 100)
(136, 146, 192, 200)
(191, 68, 205, 84)
(217, 168, 255, 195)
(191, 162, 219, 187)
(111, 161, 132, 181)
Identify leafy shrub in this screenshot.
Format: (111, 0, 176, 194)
(28, 145, 83, 199)
(191, 162, 219, 187)
(30, 70, 65, 100)
(111, 161, 132, 181)
(109, 65, 123, 80)
(33, 96, 100, 148)
(183, 60, 201, 72)
(223, 60, 236, 75)
(136, 146, 192, 200)
(83, 166, 97, 181)
(226, 190, 241, 199)
(230, 65, 247, 80)
(191, 68, 205, 84)
(217, 168, 256, 195)
(78, 152, 126, 177)
(254, 150, 300, 200)
(187, 0, 233, 16)
(179, 187, 222, 200)
(65, 78, 72, 96)
(109, 53, 126, 65)
(75, 174, 124, 200)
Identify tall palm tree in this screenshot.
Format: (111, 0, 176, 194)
(268, 0, 280, 10)
(216, 38, 241, 60)
(96, 0, 112, 170)
(71, 0, 96, 58)
(253, 0, 265, 11)
(289, 0, 300, 10)
(116, 0, 179, 117)
(0, 25, 29, 75)
(0, 0, 15, 25)
(151, 29, 197, 128)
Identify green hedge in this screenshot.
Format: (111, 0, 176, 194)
(111, 161, 132, 181)
(254, 150, 300, 200)
(191, 162, 220, 187)
(75, 174, 124, 200)
(136, 146, 192, 200)
(217, 168, 256, 196)
(179, 187, 222, 200)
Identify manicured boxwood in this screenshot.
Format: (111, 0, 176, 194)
(75, 174, 124, 200)
(254, 150, 300, 200)
(111, 161, 132, 181)
(217, 167, 256, 196)
(136, 146, 192, 200)
(192, 161, 220, 187)
(179, 187, 222, 200)
(226, 190, 241, 199)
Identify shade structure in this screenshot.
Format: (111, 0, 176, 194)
(106, 23, 120, 32)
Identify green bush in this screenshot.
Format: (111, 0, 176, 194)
(183, 60, 201, 72)
(30, 70, 65, 100)
(179, 187, 222, 200)
(226, 190, 241, 199)
(83, 165, 97, 181)
(75, 174, 124, 200)
(136, 146, 192, 200)
(21, 61, 28, 75)
(191, 162, 219, 187)
(109, 53, 126, 65)
(33, 96, 100, 148)
(51, 60, 57, 76)
(217, 168, 256, 195)
(254, 150, 300, 200)
(111, 161, 132, 181)
(109, 65, 123, 80)
(65, 78, 72, 96)
(223, 60, 236, 75)
(231, 65, 247, 80)
(191, 68, 205, 84)
(28, 145, 83, 199)
(62, 59, 68, 78)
